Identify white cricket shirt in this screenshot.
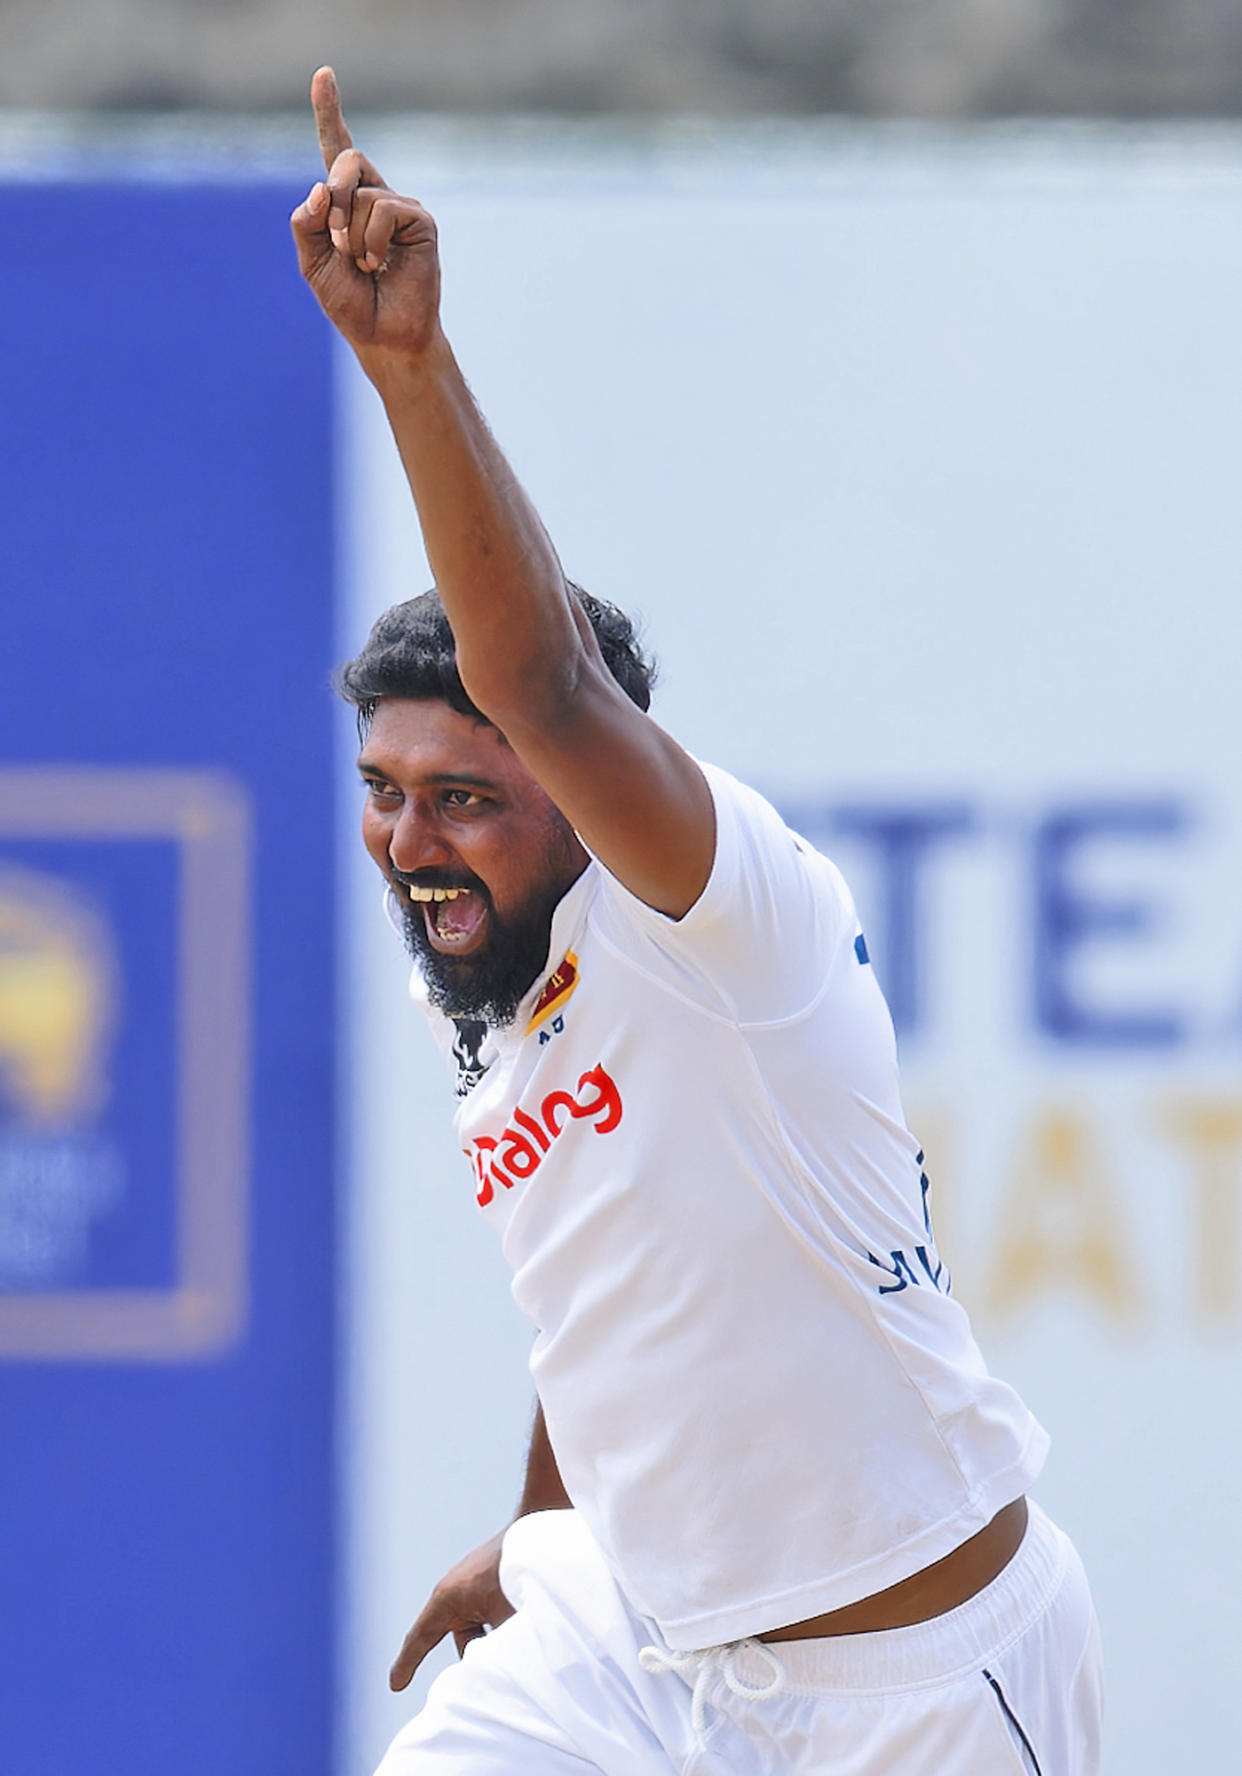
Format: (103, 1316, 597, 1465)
(400, 763, 1048, 1652)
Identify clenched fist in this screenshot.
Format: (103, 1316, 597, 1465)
(291, 67, 442, 363)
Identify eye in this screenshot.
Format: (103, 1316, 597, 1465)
(443, 788, 483, 809)
(362, 777, 401, 804)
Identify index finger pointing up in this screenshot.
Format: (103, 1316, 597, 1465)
(311, 66, 353, 171)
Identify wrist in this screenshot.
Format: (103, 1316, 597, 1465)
(355, 324, 454, 397)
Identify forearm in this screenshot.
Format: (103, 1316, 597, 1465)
(517, 1400, 572, 1517)
(359, 333, 587, 723)
(295, 72, 599, 725)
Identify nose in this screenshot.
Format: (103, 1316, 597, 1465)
(387, 798, 457, 877)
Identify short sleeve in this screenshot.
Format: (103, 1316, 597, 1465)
(588, 762, 857, 1025)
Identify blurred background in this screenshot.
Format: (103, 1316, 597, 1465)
(2, 5, 1240, 1774)
(7, 0, 1242, 113)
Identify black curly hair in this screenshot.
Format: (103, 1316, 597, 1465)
(334, 582, 656, 734)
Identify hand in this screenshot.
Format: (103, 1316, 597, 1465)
(388, 1529, 515, 1691)
(290, 66, 442, 361)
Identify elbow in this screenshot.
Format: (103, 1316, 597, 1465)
(457, 634, 592, 732)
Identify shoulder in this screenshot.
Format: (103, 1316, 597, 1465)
(588, 762, 859, 1022)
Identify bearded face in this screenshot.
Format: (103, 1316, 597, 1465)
(358, 699, 589, 1029)
(390, 858, 568, 1027)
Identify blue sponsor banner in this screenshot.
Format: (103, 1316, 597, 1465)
(0, 183, 336, 1773)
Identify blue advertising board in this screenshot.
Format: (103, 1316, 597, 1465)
(0, 183, 336, 1772)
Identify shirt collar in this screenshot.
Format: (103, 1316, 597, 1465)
(508, 859, 598, 1033)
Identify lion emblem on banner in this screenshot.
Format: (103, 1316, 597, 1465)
(0, 866, 119, 1127)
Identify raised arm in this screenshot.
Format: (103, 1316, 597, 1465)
(291, 69, 715, 918)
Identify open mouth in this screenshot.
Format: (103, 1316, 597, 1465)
(405, 882, 490, 955)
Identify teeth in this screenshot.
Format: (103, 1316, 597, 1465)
(407, 884, 470, 902)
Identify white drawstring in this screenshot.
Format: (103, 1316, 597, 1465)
(639, 1637, 788, 1749)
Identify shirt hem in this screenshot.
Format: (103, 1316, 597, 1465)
(649, 1444, 1050, 1653)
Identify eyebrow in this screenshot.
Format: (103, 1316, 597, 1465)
(356, 761, 501, 793)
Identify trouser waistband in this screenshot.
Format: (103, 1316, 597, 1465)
(726, 1500, 1067, 1696)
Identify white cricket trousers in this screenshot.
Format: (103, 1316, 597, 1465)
(376, 1501, 1102, 1775)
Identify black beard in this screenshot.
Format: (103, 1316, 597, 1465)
(395, 884, 556, 1029)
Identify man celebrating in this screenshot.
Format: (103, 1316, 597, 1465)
(293, 68, 1102, 1775)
